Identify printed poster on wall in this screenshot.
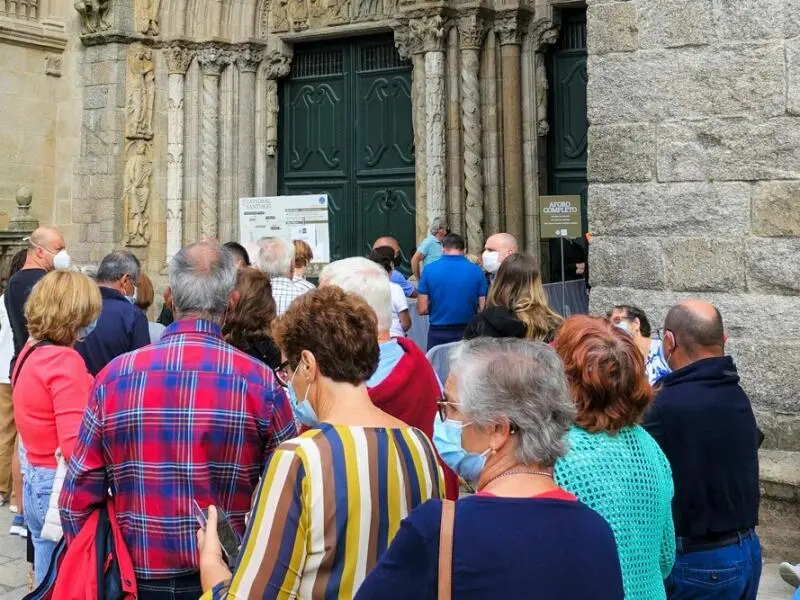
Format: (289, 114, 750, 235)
(239, 195, 330, 264)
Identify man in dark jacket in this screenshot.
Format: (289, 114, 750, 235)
(643, 300, 761, 600)
(76, 250, 150, 375)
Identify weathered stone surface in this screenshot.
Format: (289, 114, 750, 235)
(587, 3, 638, 55)
(656, 118, 800, 182)
(588, 124, 654, 183)
(713, 0, 784, 41)
(727, 340, 800, 414)
(639, 0, 712, 49)
(663, 238, 746, 292)
(588, 45, 785, 125)
(786, 38, 800, 115)
(745, 238, 800, 295)
(588, 287, 800, 342)
(589, 237, 665, 289)
(590, 182, 751, 237)
(753, 181, 800, 236)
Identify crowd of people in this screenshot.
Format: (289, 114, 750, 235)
(0, 221, 787, 599)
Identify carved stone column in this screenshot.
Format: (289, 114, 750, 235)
(236, 46, 263, 206)
(166, 46, 192, 263)
(524, 20, 559, 256)
(459, 12, 487, 254)
(497, 11, 527, 242)
(265, 51, 292, 158)
(411, 15, 447, 229)
(196, 46, 228, 239)
(396, 22, 428, 243)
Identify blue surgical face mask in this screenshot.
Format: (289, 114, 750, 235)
(77, 319, 98, 342)
(433, 414, 491, 484)
(287, 363, 319, 427)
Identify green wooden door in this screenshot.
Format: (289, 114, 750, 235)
(544, 9, 588, 282)
(279, 36, 415, 272)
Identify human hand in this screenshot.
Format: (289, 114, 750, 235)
(197, 505, 232, 592)
(576, 262, 586, 275)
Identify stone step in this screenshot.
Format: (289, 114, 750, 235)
(758, 449, 800, 563)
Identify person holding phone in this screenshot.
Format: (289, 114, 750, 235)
(198, 286, 444, 599)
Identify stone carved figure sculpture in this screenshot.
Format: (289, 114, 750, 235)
(535, 52, 549, 137)
(123, 141, 153, 247)
(288, 0, 308, 30)
(355, 0, 379, 20)
(134, 0, 161, 36)
(127, 45, 156, 140)
(74, 0, 111, 34)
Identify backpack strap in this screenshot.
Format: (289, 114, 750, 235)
(11, 340, 53, 388)
(438, 499, 455, 600)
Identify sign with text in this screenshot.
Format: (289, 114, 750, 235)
(539, 195, 583, 239)
(239, 194, 330, 264)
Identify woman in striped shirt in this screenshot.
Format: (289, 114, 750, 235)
(198, 286, 444, 599)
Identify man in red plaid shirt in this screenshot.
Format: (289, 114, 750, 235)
(60, 242, 297, 598)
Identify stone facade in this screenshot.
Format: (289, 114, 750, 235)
(587, 0, 800, 451)
(0, 1, 797, 459)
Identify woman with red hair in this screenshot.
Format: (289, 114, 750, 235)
(553, 315, 675, 600)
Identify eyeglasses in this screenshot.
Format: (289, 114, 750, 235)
(436, 399, 460, 422)
(273, 361, 290, 388)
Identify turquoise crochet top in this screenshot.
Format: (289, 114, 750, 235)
(555, 425, 675, 600)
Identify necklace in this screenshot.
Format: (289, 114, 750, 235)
(479, 468, 553, 492)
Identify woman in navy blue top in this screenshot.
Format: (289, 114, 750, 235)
(356, 338, 623, 600)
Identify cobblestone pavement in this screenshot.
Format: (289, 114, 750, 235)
(0, 505, 793, 599)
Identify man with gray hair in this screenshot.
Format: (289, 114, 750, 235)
(321, 258, 459, 500)
(256, 236, 309, 315)
(410, 216, 447, 280)
(62, 242, 296, 594)
(76, 250, 150, 375)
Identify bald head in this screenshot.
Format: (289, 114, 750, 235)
(169, 242, 237, 321)
(664, 300, 725, 362)
(25, 226, 65, 271)
(373, 236, 400, 255)
(485, 233, 519, 257)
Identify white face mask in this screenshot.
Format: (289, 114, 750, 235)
(52, 249, 71, 270)
(615, 320, 632, 335)
(482, 250, 500, 274)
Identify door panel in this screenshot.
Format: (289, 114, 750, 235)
(545, 9, 588, 283)
(279, 35, 415, 273)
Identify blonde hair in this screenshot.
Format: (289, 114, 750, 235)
(487, 253, 562, 341)
(25, 270, 102, 346)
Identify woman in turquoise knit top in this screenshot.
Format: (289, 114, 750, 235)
(553, 315, 675, 600)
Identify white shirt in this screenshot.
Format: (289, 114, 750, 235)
(0, 295, 13, 384)
(389, 282, 409, 338)
(271, 276, 309, 316)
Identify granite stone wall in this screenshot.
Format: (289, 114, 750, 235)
(586, 0, 800, 450)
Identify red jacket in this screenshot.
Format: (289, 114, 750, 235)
(52, 500, 137, 599)
(368, 337, 460, 500)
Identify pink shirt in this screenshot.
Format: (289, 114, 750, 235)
(12, 343, 94, 468)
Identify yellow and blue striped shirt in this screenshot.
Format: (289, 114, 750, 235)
(208, 423, 444, 599)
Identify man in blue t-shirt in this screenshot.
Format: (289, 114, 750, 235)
(418, 233, 487, 350)
(411, 217, 447, 280)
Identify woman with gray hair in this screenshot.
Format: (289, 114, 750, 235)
(356, 338, 624, 600)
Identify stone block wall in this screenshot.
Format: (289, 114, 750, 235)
(586, 0, 800, 450)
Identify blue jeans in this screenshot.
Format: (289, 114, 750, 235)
(137, 574, 202, 599)
(666, 531, 762, 600)
(22, 462, 57, 586)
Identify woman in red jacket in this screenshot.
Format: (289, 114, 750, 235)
(13, 270, 101, 585)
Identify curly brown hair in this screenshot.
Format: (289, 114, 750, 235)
(553, 315, 652, 434)
(272, 286, 379, 385)
(222, 268, 277, 348)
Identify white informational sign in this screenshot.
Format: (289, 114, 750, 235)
(239, 194, 330, 264)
